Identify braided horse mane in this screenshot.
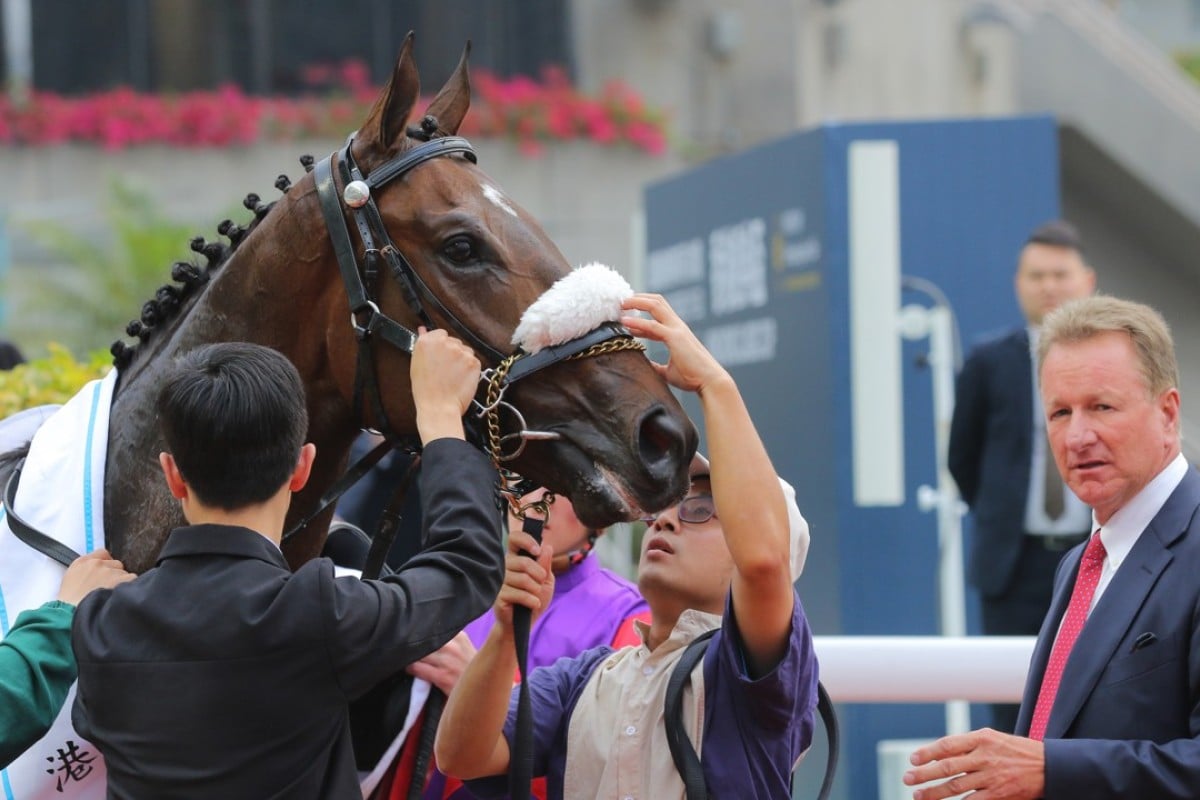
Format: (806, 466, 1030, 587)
(108, 167, 308, 385)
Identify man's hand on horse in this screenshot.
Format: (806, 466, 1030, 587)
(620, 293, 731, 397)
(411, 327, 481, 442)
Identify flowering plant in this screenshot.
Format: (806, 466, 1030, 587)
(0, 61, 670, 156)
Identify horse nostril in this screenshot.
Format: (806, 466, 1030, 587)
(637, 407, 687, 481)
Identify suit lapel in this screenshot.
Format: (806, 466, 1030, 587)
(1043, 468, 1199, 738)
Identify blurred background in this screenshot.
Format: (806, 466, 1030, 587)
(3, 1, 1200, 798)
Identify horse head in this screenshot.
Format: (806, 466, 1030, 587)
(320, 34, 697, 528)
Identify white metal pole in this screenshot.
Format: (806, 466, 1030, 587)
(2, 0, 32, 105)
(907, 302, 970, 734)
(928, 305, 971, 733)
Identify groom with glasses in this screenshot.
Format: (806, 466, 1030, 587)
(434, 293, 818, 800)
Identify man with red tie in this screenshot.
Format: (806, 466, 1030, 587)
(906, 295, 1200, 799)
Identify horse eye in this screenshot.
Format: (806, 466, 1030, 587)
(442, 236, 477, 265)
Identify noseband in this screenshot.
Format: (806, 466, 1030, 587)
(313, 134, 643, 469)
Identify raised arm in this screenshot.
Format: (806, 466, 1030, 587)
(621, 293, 794, 675)
(436, 527, 556, 779)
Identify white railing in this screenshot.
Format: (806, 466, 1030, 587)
(813, 635, 1036, 703)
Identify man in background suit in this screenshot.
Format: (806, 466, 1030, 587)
(907, 295, 1200, 798)
(948, 220, 1096, 732)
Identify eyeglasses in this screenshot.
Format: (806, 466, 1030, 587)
(642, 494, 717, 525)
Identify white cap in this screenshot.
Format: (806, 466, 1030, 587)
(689, 453, 810, 580)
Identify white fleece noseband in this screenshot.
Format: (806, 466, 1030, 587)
(511, 263, 633, 354)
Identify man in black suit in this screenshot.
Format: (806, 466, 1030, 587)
(948, 220, 1095, 732)
(908, 295, 1200, 798)
(71, 335, 503, 798)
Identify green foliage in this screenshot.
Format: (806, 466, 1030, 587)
(1175, 50, 1200, 83)
(12, 179, 200, 356)
(0, 344, 110, 419)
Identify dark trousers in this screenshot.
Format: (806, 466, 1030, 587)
(980, 534, 1084, 733)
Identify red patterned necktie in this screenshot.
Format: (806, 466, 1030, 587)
(1028, 531, 1107, 741)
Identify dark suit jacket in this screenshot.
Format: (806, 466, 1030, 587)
(71, 438, 503, 800)
(948, 327, 1036, 597)
(1014, 466, 1200, 798)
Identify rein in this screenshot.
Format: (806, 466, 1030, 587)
(3, 462, 79, 567)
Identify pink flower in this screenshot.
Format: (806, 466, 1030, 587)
(0, 64, 671, 158)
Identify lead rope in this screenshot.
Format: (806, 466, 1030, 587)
(506, 492, 552, 800)
(480, 334, 645, 799)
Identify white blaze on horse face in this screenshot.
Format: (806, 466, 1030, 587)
(481, 183, 519, 217)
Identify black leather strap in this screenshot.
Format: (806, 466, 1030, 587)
(508, 514, 543, 800)
(362, 455, 421, 581)
(665, 629, 717, 800)
(281, 436, 402, 545)
(364, 136, 476, 189)
(315, 149, 420, 355)
(3, 462, 80, 567)
(664, 630, 840, 800)
(503, 324, 634, 386)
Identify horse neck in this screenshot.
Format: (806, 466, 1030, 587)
(105, 196, 361, 572)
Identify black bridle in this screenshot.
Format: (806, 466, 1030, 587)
(312, 134, 637, 445)
(283, 133, 643, 544)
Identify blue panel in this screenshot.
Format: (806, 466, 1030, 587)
(645, 114, 1060, 800)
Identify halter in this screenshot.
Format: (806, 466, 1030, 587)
(287, 131, 644, 546)
(313, 133, 644, 469)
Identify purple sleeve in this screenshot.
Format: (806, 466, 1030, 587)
(463, 647, 612, 799)
(710, 587, 819, 730)
(701, 588, 820, 797)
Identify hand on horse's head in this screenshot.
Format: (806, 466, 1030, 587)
(621, 293, 731, 398)
(412, 327, 481, 444)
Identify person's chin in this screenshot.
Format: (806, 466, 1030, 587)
(637, 558, 676, 591)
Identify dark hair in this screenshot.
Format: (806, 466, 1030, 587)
(157, 342, 308, 510)
(1026, 219, 1083, 253)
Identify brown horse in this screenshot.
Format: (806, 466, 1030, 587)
(88, 35, 696, 574)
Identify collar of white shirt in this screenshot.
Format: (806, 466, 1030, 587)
(1094, 452, 1188, 571)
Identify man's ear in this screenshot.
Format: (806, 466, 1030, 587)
(289, 443, 317, 493)
(159, 452, 189, 500)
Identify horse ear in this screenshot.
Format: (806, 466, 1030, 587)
(422, 41, 472, 135)
(362, 31, 421, 148)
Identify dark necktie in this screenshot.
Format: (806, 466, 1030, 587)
(1028, 532, 1106, 740)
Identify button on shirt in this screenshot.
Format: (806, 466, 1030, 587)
(565, 609, 718, 799)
